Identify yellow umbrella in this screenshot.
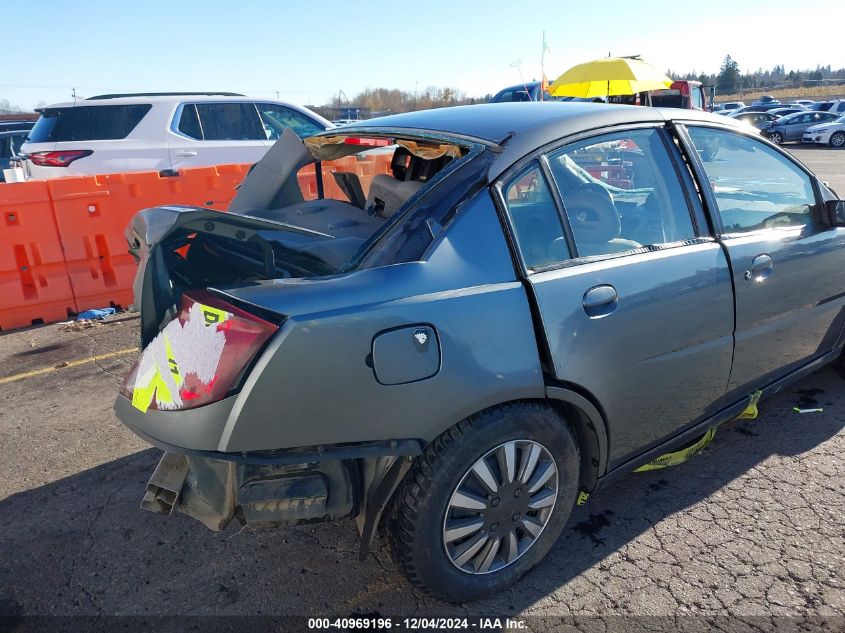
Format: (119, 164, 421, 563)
(549, 56, 673, 99)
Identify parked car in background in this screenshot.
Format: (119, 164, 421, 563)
(729, 104, 785, 116)
(0, 126, 32, 181)
(758, 110, 840, 144)
(490, 81, 551, 103)
(810, 100, 845, 114)
(827, 100, 845, 115)
(752, 95, 780, 106)
(789, 99, 815, 107)
(714, 101, 746, 114)
(768, 106, 807, 118)
(725, 106, 753, 116)
(20, 93, 332, 179)
(745, 103, 790, 113)
(803, 115, 845, 147)
(0, 119, 37, 132)
(727, 110, 780, 129)
(115, 102, 845, 602)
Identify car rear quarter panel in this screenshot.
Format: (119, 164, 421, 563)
(216, 191, 546, 452)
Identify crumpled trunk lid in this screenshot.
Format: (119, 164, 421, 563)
(126, 129, 328, 346)
(126, 205, 327, 346)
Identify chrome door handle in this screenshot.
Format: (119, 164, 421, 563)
(583, 284, 618, 317)
(745, 254, 773, 281)
(175, 150, 198, 156)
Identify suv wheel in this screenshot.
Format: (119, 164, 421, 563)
(830, 132, 845, 148)
(388, 402, 580, 602)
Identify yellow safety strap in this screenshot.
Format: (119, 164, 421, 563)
(633, 427, 718, 472)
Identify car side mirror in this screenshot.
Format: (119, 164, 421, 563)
(824, 199, 845, 227)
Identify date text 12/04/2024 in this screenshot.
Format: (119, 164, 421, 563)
(307, 617, 527, 629)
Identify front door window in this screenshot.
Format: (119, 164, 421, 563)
(686, 126, 816, 233)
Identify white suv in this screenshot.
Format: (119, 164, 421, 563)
(20, 93, 332, 179)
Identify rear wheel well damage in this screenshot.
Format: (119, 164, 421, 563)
(366, 396, 605, 556)
(544, 393, 605, 493)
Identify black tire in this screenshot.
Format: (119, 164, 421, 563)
(769, 131, 783, 145)
(830, 132, 845, 148)
(388, 402, 580, 602)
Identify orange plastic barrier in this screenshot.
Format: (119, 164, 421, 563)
(0, 152, 394, 331)
(299, 153, 394, 201)
(0, 181, 76, 329)
(0, 165, 249, 330)
(49, 165, 250, 313)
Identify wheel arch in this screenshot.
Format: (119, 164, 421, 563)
(544, 385, 608, 492)
(424, 389, 609, 493)
(366, 389, 609, 558)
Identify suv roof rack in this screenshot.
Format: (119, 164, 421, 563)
(86, 92, 245, 100)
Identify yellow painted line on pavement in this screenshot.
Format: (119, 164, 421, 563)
(0, 347, 139, 386)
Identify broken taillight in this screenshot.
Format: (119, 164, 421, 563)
(121, 291, 278, 413)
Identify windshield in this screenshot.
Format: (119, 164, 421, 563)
(491, 85, 538, 103)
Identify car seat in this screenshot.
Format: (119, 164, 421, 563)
(563, 183, 641, 256)
(365, 147, 425, 218)
(331, 171, 367, 209)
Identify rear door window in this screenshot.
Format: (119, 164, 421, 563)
(193, 103, 264, 141)
(27, 105, 151, 142)
(255, 103, 324, 139)
(176, 104, 202, 139)
(546, 128, 697, 258)
(502, 162, 570, 270)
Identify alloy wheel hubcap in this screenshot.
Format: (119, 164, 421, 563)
(442, 440, 558, 575)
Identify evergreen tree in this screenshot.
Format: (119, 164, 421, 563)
(717, 55, 741, 93)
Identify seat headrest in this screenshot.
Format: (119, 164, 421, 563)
(391, 147, 413, 181)
(564, 183, 620, 244)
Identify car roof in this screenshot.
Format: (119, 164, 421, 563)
(335, 102, 748, 180)
(40, 95, 311, 108)
(774, 111, 805, 120)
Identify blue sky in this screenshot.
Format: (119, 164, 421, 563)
(3, 0, 843, 109)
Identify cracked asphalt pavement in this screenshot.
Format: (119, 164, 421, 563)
(0, 148, 843, 630)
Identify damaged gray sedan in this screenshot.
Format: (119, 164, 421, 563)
(117, 102, 845, 601)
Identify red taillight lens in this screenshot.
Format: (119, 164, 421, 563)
(343, 137, 393, 147)
(29, 150, 93, 167)
(121, 291, 278, 413)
